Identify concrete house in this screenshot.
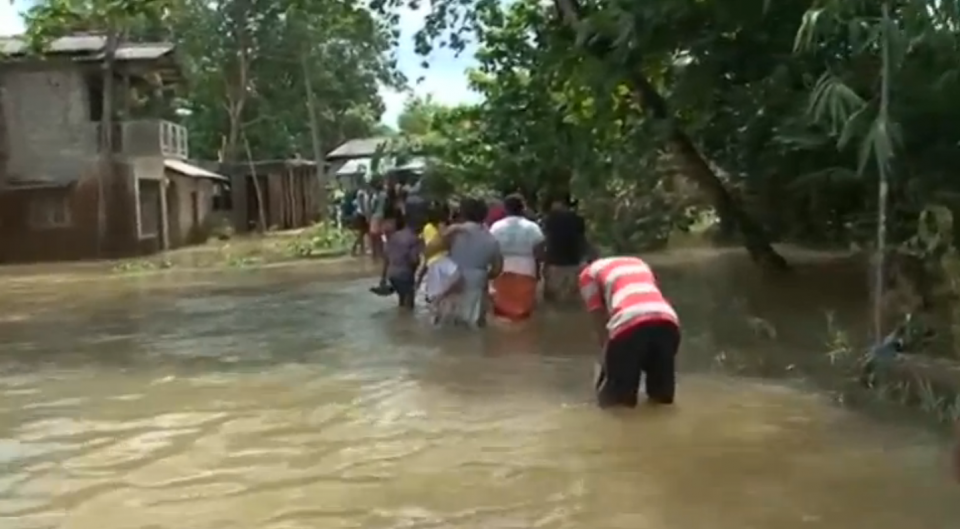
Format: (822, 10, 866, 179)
(0, 34, 229, 263)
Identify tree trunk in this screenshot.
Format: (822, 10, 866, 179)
(222, 0, 250, 231)
(98, 29, 118, 258)
(627, 70, 787, 269)
(301, 53, 326, 221)
(242, 131, 267, 232)
(553, 0, 788, 270)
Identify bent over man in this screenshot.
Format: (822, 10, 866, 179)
(578, 256, 680, 408)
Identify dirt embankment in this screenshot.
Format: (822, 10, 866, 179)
(649, 244, 960, 423)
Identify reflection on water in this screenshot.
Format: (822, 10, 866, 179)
(0, 251, 957, 529)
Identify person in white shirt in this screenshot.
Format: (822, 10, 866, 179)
(488, 194, 545, 321)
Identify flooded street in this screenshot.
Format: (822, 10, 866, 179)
(0, 252, 958, 529)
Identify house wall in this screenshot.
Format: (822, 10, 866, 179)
(230, 165, 318, 232)
(302, 167, 320, 224)
(0, 162, 142, 263)
(164, 170, 215, 248)
(0, 63, 98, 183)
(129, 156, 164, 247)
(263, 167, 318, 230)
(230, 172, 249, 231)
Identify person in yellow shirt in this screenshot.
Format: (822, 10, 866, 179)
(417, 202, 461, 323)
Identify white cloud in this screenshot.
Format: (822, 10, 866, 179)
(0, 1, 26, 36)
(378, 2, 480, 127)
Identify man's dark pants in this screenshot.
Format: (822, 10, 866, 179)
(595, 320, 680, 408)
(388, 274, 417, 309)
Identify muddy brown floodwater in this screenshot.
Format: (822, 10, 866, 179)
(0, 250, 958, 529)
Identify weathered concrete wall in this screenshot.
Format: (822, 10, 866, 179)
(0, 64, 98, 184)
(164, 170, 215, 248)
(0, 162, 140, 263)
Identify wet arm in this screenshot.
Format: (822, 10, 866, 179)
(579, 275, 608, 348)
(489, 243, 504, 279)
(408, 239, 424, 274)
(532, 225, 546, 280)
(535, 242, 546, 280)
(589, 310, 608, 349)
(415, 261, 427, 288)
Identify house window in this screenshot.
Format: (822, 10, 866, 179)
(139, 179, 161, 238)
(85, 73, 104, 121)
(212, 182, 232, 211)
(29, 193, 72, 229)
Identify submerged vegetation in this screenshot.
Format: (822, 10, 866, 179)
(111, 223, 350, 274)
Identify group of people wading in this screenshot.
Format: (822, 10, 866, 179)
(342, 178, 682, 409)
(340, 177, 960, 481)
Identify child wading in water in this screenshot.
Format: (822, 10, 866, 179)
(417, 202, 462, 323)
(379, 214, 423, 309)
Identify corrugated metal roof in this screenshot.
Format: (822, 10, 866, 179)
(0, 35, 174, 61)
(3, 179, 72, 189)
(164, 158, 228, 181)
(393, 157, 427, 172)
(0, 35, 103, 55)
(113, 43, 175, 61)
(326, 137, 394, 160)
(335, 158, 371, 176)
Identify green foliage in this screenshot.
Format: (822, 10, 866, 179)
(286, 222, 350, 257)
(402, 0, 702, 248)
(397, 95, 446, 135)
(371, 0, 960, 255)
(23, 0, 172, 46)
(168, 0, 403, 161)
(111, 257, 173, 274)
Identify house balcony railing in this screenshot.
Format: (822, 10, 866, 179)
(157, 120, 189, 159)
(94, 119, 189, 160)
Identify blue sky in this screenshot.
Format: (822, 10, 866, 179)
(380, 2, 481, 126)
(0, 0, 479, 127)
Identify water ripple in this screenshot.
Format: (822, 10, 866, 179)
(0, 271, 958, 528)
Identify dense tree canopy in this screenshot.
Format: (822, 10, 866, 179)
(369, 0, 960, 265)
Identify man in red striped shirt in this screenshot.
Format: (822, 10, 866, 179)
(578, 256, 680, 408)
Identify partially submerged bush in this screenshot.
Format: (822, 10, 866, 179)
(287, 222, 350, 257)
(112, 258, 173, 274)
